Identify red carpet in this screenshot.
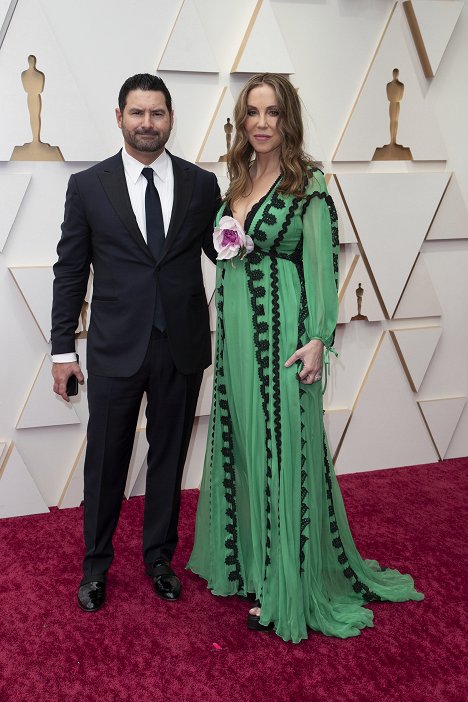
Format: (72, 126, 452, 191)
(0, 458, 466, 702)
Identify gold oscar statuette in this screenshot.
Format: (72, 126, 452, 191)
(372, 68, 412, 161)
(219, 117, 233, 162)
(11, 55, 64, 161)
(351, 283, 368, 321)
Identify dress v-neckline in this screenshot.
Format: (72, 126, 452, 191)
(227, 175, 282, 232)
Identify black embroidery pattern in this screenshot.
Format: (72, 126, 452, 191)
(271, 191, 286, 212)
(298, 387, 310, 574)
(245, 193, 287, 576)
(325, 194, 339, 284)
(325, 195, 339, 244)
(295, 258, 310, 574)
(244, 193, 284, 577)
(322, 435, 381, 603)
(269, 196, 301, 483)
(296, 254, 308, 343)
(266, 195, 314, 576)
(216, 268, 243, 589)
(245, 255, 273, 574)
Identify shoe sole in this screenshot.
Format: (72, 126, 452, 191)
(152, 589, 180, 601)
(247, 614, 274, 632)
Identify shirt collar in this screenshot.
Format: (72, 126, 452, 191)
(121, 147, 170, 184)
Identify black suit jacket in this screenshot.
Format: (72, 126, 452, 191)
(51, 151, 220, 376)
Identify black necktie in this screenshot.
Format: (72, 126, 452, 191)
(142, 167, 166, 330)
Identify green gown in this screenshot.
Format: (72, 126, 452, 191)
(187, 169, 423, 643)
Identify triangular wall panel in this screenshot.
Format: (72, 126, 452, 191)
(158, 0, 218, 73)
(391, 327, 441, 392)
(58, 437, 86, 509)
(393, 254, 442, 319)
(0, 0, 106, 160)
(404, 1, 463, 77)
(9, 266, 54, 341)
(324, 409, 351, 459)
(164, 80, 222, 162)
(124, 429, 149, 499)
(201, 253, 216, 310)
(328, 176, 356, 244)
(337, 173, 449, 317)
(426, 175, 468, 241)
(0, 0, 17, 50)
(0, 443, 49, 517)
(231, 0, 294, 74)
(334, 332, 437, 472)
(10, 267, 93, 343)
(182, 415, 210, 490)
(334, 3, 447, 161)
(196, 356, 214, 417)
(129, 441, 149, 498)
(189, 0, 259, 71)
(137, 396, 148, 430)
(337, 248, 358, 300)
(324, 323, 384, 428)
(338, 255, 385, 324)
(59, 428, 153, 507)
(208, 298, 217, 333)
(166, 133, 187, 162)
(197, 87, 236, 163)
(418, 397, 466, 459)
(16, 355, 81, 429)
(0, 174, 30, 251)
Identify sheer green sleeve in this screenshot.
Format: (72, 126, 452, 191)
(302, 170, 339, 350)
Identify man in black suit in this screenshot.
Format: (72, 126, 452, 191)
(51, 74, 219, 611)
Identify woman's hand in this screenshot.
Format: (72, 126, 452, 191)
(284, 339, 324, 384)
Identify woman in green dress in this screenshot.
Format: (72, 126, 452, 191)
(187, 73, 423, 643)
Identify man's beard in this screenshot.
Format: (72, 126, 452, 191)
(122, 127, 169, 154)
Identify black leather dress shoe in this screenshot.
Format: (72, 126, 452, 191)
(77, 577, 106, 612)
(146, 559, 181, 601)
(247, 612, 274, 632)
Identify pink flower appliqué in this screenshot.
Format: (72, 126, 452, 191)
(213, 216, 254, 262)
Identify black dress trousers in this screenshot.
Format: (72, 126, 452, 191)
(82, 327, 202, 576)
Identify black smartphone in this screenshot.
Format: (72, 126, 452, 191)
(66, 354, 79, 397)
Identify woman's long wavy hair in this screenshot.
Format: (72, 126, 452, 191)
(225, 73, 318, 207)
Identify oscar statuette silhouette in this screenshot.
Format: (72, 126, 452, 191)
(11, 55, 64, 161)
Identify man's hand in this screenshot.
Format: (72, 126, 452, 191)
(52, 361, 84, 402)
(285, 339, 324, 385)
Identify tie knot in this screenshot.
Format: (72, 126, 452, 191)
(142, 167, 154, 183)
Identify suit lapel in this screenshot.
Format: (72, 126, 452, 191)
(159, 152, 195, 263)
(98, 152, 153, 261)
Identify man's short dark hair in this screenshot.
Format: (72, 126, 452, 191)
(118, 74, 172, 113)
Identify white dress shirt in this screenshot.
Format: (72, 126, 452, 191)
(121, 146, 174, 239)
(52, 147, 174, 364)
